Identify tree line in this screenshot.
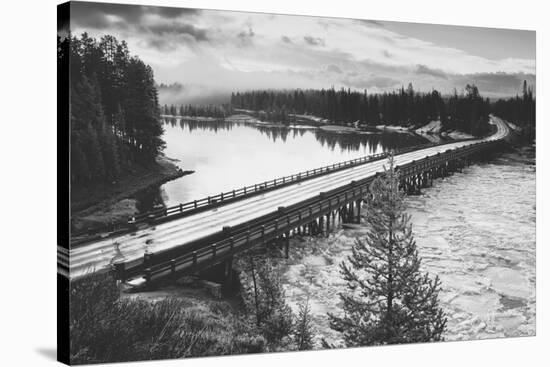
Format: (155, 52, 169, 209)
(161, 103, 232, 119)
(59, 33, 165, 186)
(230, 83, 535, 137)
(492, 81, 536, 141)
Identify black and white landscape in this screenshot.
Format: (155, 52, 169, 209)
(59, 1, 535, 364)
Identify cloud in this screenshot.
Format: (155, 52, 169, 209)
(237, 27, 255, 47)
(327, 64, 343, 74)
(357, 19, 385, 28)
(69, 3, 535, 99)
(281, 35, 292, 44)
(70, 2, 199, 29)
(359, 76, 400, 89)
(454, 72, 535, 96)
(141, 23, 209, 41)
(304, 35, 325, 47)
(415, 64, 448, 79)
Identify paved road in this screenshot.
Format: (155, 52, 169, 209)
(67, 116, 509, 279)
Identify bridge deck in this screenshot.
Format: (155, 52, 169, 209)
(66, 116, 509, 279)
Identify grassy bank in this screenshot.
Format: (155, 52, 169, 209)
(69, 251, 309, 365)
(71, 154, 189, 233)
(69, 274, 266, 364)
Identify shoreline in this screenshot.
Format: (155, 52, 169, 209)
(163, 113, 483, 141)
(71, 154, 192, 234)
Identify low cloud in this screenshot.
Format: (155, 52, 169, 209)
(281, 35, 292, 44)
(357, 19, 385, 27)
(343, 75, 400, 89)
(237, 27, 255, 47)
(142, 23, 209, 41)
(327, 64, 343, 74)
(304, 35, 325, 47)
(454, 72, 535, 97)
(70, 2, 199, 29)
(416, 64, 448, 79)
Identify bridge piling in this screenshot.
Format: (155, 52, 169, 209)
(223, 257, 233, 289)
(284, 231, 290, 259)
(114, 262, 126, 282)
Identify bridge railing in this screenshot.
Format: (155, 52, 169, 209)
(124, 177, 373, 282)
(120, 139, 499, 283)
(129, 139, 472, 221)
(72, 137, 477, 247)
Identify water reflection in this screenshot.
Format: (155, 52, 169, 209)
(135, 118, 427, 212)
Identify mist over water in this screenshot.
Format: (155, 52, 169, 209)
(277, 154, 535, 346)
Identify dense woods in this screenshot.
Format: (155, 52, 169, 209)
(492, 81, 536, 141)
(228, 83, 535, 138)
(58, 33, 165, 186)
(161, 103, 231, 119)
(229, 84, 492, 135)
(160, 83, 535, 140)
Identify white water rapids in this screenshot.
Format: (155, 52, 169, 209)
(277, 151, 535, 346)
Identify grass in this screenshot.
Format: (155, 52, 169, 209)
(69, 273, 266, 364)
(71, 155, 185, 233)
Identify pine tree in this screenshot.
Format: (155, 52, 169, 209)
(239, 256, 294, 346)
(294, 297, 315, 350)
(328, 155, 447, 346)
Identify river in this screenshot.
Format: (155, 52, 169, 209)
(151, 118, 535, 345)
(137, 118, 425, 209)
(277, 150, 535, 346)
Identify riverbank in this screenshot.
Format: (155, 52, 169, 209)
(71, 154, 191, 234)
(69, 272, 267, 364)
(164, 113, 485, 142)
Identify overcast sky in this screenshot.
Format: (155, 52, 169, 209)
(69, 1, 536, 104)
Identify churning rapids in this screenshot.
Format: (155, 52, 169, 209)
(276, 151, 535, 345)
(151, 119, 535, 345)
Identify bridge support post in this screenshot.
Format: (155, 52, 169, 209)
(356, 200, 362, 223)
(284, 231, 290, 259)
(145, 268, 152, 289)
(114, 262, 126, 282)
(223, 256, 233, 289)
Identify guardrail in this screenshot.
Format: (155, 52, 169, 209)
(71, 137, 475, 247)
(118, 138, 499, 284)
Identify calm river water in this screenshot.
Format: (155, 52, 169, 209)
(142, 119, 425, 209)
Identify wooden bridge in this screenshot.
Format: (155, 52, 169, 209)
(58, 116, 510, 287)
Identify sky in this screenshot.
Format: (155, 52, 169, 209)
(69, 1, 536, 104)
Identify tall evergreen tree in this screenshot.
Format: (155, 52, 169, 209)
(328, 155, 447, 346)
(239, 256, 294, 346)
(294, 297, 315, 350)
(61, 33, 166, 185)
